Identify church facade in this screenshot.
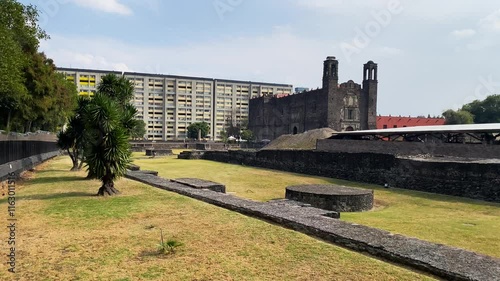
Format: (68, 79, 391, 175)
(248, 56, 378, 140)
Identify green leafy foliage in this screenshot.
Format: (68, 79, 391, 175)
(187, 122, 210, 139)
(442, 109, 474, 125)
(83, 74, 137, 195)
(97, 74, 134, 107)
(157, 229, 183, 255)
(57, 116, 85, 170)
(131, 120, 147, 140)
(240, 129, 254, 142)
(0, 0, 75, 132)
(461, 95, 500, 123)
(221, 116, 254, 142)
(443, 94, 500, 124)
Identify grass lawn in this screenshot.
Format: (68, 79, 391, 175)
(133, 153, 500, 258)
(0, 156, 432, 280)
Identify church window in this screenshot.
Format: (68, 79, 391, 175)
(347, 109, 354, 120)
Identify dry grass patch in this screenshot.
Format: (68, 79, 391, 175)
(133, 153, 500, 258)
(0, 156, 431, 280)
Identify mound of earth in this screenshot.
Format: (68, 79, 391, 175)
(262, 128, 336, 150)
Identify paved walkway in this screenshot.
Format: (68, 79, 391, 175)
(126, 171, 500, 281)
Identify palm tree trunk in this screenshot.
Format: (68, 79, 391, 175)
(69, 149, 79, 171)
(97, 174, 120, 196)
(25, 120, 32, 133)
(78, 158, 85, 170)
(6, 110, 11, 132)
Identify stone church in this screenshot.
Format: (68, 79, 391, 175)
(248, 56, 378, 140)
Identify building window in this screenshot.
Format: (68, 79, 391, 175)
(383, 125, 387, 129)
(347, 109, 354, 120)
(393, 125, 398, 128)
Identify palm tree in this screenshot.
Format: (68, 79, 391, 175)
(85, 74, 137, 196)
(57, 97, 89, 171)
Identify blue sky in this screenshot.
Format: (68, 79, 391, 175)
(23, 0, 500, 116)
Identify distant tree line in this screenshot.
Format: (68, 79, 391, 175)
(0, 0, 77, 133)
(219, 116, 254, 143)
(443, 95, 500, 125)
(186, 117, 254, 142)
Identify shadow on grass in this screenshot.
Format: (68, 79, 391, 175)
(0, 191, 95, 204)
(19, 191, 95, 201)
(30, 168, 76, 175)
(24, 175, 89, 186)
(138, 250, 175, 260)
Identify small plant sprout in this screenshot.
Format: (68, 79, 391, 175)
(157, 229, 183, 255)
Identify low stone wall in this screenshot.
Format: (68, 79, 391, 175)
(0, 132, 56, 142)
(201, 150, 500, 202)
(0, 140, 59, 166)
(145, 149, 173, 156)
(0, 151, 60, 181)
(317, 139, 500, 159)
(131, 142, 231, 152)
(125, 171, 500, 281)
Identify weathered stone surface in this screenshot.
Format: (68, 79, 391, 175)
(125, 171, 500, 281)
(0, 151, 60, 181)
(317, 139, 500, 159)
(131, 142, 228, 152)
(286, 185, 373, 212)
(195, 143, 211, 151)
(140, 170, 159, 176)
(145, 149, 173, 157)
(127, 164, 140, 171)
(172, 178, 225, 193)
(177, 150, 206, 160)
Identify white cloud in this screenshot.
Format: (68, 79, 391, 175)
(378, 46, 404, 56)
(295, 0, 392, 15)
(478, 9, 500, 31)
(296, 0, 500, 23)
(296, 0, 343, 10)
(451, 29, 477, 39)
(70, 0, 132, 15)
(456, 10, 500, 50)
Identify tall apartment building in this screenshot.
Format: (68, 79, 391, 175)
(58, 68, 293, 141)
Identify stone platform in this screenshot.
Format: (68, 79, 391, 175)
(171, 178, 226, 193)
(286, 185, 373, 212)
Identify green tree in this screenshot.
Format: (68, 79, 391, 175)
(0, 0, 48, 131)
(187, 122, 210, 140)
(21, 52, 77, 132)
(442, 109, 474, 125)
(0, 1, 75, 133)
(0, 24, 26, 131)
(84, 74, 137, 196)
(131, 120, 146, 140)
(240, 129, 254, 142)
(57, 117, 84, 171)
(219, 129, 229, 143)
(97, 73, 134, 106)
(57, 97, 90, 171)
(222, 115, 242, 139)
(461, 95, 500, 124)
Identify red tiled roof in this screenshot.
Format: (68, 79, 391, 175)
(377, 116, 445, 129)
